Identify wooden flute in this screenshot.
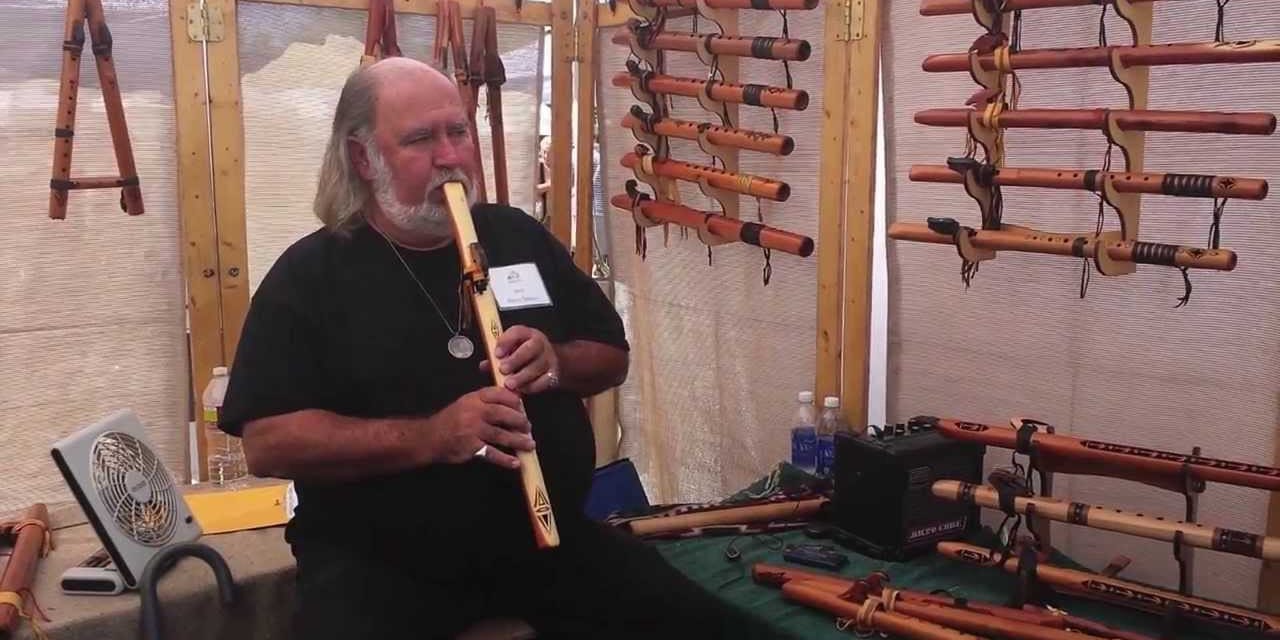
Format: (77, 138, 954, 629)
(920, 0, 1176, 16)
(616, 497, 825, 537)
(923, 38, 1280, 73)
(0, 504, 51, 636)
(609, 192, 813, 256)
(621, 106, 795, 155)
(923, 416, 1280, 492)
(888, 220, 1238, 271)
(612, 67, 809, 111)
(620, 151, 791, 201)
(938, 541, 1280, 635)
(632, 0, 818, 10)
(614, 21, 811, 61)
(782, 581, 986, 640)
(442, 182, 558, 549)
(910, 164, 1269, 200)
(933, 480, 1280, 562)
(753, 564, 1157, 640)
(914, 107, 1277, 136)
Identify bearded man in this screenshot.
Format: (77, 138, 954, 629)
(218, 58, 775, 639)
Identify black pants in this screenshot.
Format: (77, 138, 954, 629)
(290, 521, 785, 640)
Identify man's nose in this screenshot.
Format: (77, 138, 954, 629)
(433, 136, 469, 168)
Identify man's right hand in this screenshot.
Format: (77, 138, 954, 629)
(424, 387, 535, 469)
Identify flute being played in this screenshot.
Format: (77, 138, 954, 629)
(621, 106, 795, 155)
(924, 38, 1280, 73)
(922, 416, 1280, 492)
(609, 191, 814, 256)
(782, 581, 985, 640)
(620, 151, 791, 201)
(938, 541, 1280, 635)
(614, 21, 811, 61)
(914, 107, 1277, 136)
(614, 63, 809, 111)
(889, 219, 1238, 271)
(933, 480, 1280, 562)
(910, 164, 1268, 200)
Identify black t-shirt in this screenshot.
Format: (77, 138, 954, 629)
(218, 204, 628, 562)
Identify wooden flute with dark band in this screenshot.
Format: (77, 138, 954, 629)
(933, 480, 1280, 562)
(889, 219, 1238, 271)
(614, 63, 810, 111)
(923, 416, 1280, 492)
(914, 107, 1277, 136)
(920, 0, 1176, 16)
(620, 151, 791, 201)
(443, 182, 558, 549)
(614, 21, 811, 61)
(910, 164, 1269, 200)
(632, 0, 818, 10)
(621, 107, 794, 155)
(782, 581, 986, 640)
(938, 541, 1280, 635)
(609, 191, 814, 256)
(923, 39, 1280, 73)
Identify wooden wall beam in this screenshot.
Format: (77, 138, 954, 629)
(549, 0, 575, 246)
(169, 0, 225, 482)
(244, 0, 554, 25)
(573, 0, 597, 274)
(814, 0, 850, 406)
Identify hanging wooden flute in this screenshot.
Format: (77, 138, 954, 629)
(620, 151, 791, 201)
(612, 66, 809, 111)
(933, 480, 1280, 562)
(910, 164, 1268, 200)
(889, 219, 1238, 271)
(923, 416, 1280, 492)
(781, 581, 985, 640)
(442, 182, 558, 549)
(914, 107, 1277, 136)
(632, 0, 818, 9)
(609, 192, 814, 256)
(622, 107, 795, 155)
(923, 39, 1280, 73)
(920, 0, 1171, 16)
(938, 541, 1280, 635)
(0, 504, 52, 636)
(614, 21, 811, 61)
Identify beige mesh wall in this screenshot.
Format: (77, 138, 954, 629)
(600, 9, 826, 503)
(238, 2, 545, 293)
(883, 1, 1280, 607)
(0, 0, 189, 512)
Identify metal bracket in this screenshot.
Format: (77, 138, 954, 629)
(836, 0, 866, 41)
(187, 3, 225, 43)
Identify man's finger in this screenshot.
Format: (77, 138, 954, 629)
(494, 325, 534, 358)
(502, 359, 549, 393)
(476, 445, 521, 469)
(499, 337, 542, 376)
(484, 425, 536, 452)
(478, 386, 524, 409)
(483, 403, 532, 433)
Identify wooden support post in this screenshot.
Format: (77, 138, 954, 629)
(838, 0, 881, 429)
(574, 0, 597, 274)
(549, 0, 576, 246)
(169, 0, 224, 482)
(246, 0, 553, 26)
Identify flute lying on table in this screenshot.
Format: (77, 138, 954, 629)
(782, 581, 985, 640)
(938, 541, 1280, 635)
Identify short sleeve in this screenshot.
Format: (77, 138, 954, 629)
(537, 222, 630, 351)
(218, 256, 330, 437)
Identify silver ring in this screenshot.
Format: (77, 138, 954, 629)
(545, 370, 560, 388)
(473, 445, 489, 458)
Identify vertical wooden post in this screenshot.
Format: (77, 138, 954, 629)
(838, 0, 881, 430)
(549, 0, 576, 247)
(814, 0, 851, 405)
(573, 0, 597, 274)
(168, 0, 223, 482)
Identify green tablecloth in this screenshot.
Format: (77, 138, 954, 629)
(642, 466, 1242, 640)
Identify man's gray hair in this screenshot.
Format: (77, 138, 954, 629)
(313, 67, 380, 233)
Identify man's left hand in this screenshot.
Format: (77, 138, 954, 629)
(481, 325, 561, 394)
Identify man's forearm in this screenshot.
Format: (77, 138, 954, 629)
(240, 409, 431, 484)
(552, 340, 629, 396)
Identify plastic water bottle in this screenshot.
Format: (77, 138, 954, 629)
(816, 396, 847, 476)
(789, 391, 817, 473)
(202, 367, 247, 488)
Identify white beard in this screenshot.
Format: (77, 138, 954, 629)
(366, 146, 477, 239)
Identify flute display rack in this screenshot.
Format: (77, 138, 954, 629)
(608, 0, 819, 282)
(889, 0, 1276, 304)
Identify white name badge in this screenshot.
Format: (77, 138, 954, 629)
(490, 263, 553, 310)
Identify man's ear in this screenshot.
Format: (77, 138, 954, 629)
(348, 136, 373, 181)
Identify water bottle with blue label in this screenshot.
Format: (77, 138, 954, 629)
(790, 391, 817, 473)
(816, 396, 845, 477)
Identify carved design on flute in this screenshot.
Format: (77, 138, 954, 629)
(1079, 579, 1271, 632)
(1080, 440, 1280, 480)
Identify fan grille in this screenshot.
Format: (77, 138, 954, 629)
(90, 431, 179, 546)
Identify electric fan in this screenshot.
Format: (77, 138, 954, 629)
(50, 409, 203, 589)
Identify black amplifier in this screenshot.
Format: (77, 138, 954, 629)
(830, 417, 986, 560)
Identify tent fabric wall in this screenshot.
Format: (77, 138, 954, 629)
(0, 0, 189, 513)
(599, 9, 826, 504)
(882, 0, 1280, 607)
(238, 2, 546, 295)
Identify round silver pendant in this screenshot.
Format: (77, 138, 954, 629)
(447, 335, 475, 360)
